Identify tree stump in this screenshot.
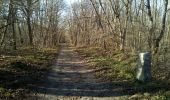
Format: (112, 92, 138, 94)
(136, 52, 152, 82)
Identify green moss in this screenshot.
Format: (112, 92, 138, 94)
(0, 87, 5, 92)
(151, 95, 167, 100)
(76, 46, 170, 99)
(77, 46, 138, 80)
(4, 92, 14, 97)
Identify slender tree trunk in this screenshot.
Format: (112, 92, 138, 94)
(11, 0, 17, 50)
(12, 22, 16, 50)
(154, 0, 168, 54)
(146, 0, 154, 50)
(18, 23, 23, 44)
(0, 0, 12, 46)
(27, 14, 33, 45)
(26, 0, 33, 46)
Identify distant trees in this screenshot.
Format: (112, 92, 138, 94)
(66, 0, 170, 67)
(0, 0, 169, 65)
(10, 0, 17, 50)
(0, 0, 65, 50)
(154, 0, 168, 53)
(23, 0, 37, 46)
(67, 0, 170, 53)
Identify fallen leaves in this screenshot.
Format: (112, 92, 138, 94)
(0, 47, 59, 99)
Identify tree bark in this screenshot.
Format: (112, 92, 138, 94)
(154, 0, 168, 54)
(26, 0, 33, 46)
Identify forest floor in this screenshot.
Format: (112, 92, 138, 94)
(0, 44, 170, 100)
(0, 46, 59, 100)
(74, 46, 170, 100)
(33, 44, 170, 100)
(33, 44, 125, 100)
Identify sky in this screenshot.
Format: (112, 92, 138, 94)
(64, 0, 170, 10)
(65, 0, 78, 6)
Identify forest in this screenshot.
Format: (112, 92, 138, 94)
(0, 0, 170, 100)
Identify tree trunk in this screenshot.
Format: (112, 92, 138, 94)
(11, 0, 17, 50)
(154, 0, 168, 54)
(18, 23, 23, 44)
(27, 14, 33, 46)
(26, 0, 33, 46)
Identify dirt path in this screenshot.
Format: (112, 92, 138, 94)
(33, 44, 123, 100)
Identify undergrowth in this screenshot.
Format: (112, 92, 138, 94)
(75, 46, 170, 100)
(0, 46, 59, 99)
(75, 46, 137, 80)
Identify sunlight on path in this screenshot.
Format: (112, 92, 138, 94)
(35, 44, 124, 100)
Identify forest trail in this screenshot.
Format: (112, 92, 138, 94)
(34, 44, 123, 100)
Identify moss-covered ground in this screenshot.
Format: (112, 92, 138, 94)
(75, 46, 170, 100)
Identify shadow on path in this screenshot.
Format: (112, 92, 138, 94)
(28, 44, 126, 99)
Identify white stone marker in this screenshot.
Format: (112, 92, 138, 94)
(136, 52, 152, 82)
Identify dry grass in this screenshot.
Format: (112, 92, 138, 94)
(0, 47, 59, 99)
(75, 46, 170, 99)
